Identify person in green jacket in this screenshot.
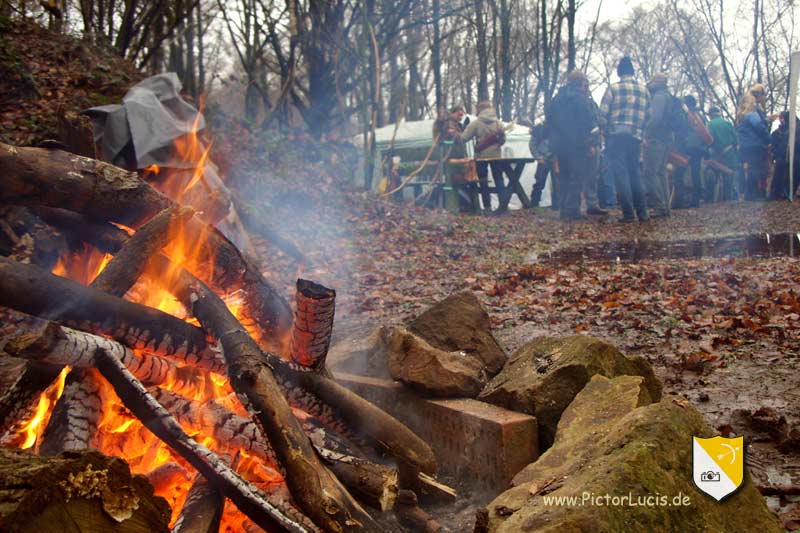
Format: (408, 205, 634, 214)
(706, 107, 740, 201)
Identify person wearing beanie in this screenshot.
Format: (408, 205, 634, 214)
(642, 73, 673, 218)
(546, 70, 603, 220)
(599, 56, 650, 222)
(706, 107, 740, 201)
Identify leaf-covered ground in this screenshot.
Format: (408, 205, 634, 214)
(236, 139, 800, 529)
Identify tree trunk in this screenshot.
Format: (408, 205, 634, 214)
(474, 0, 489, 102)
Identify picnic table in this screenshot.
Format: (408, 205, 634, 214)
(447, 157, 536, 211)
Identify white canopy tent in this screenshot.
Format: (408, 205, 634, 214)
(355, 118, 553, 208)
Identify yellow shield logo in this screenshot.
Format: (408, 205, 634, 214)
(693, 436, 744, 501)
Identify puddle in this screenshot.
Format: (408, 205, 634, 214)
(543, 232, 800, 264)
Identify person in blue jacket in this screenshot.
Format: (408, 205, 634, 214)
(735, 84, 772, 201)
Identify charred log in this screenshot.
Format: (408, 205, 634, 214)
(90, 345, 319, 533)
(91, 205, 194, 297)
(38, 368, 103, 456)
(0, 143, 292, 347)
(160, 263, 376, 532)
(290, 370, 438, 478)
(29, 206, 129, 254)
(0, 257, 224, 372)
(172, 473, 225, 533)
(290, 279, 335, 370)
(149, 387, 277, 466)
(0, 447, 171, 532)
(0, 205, 64, 268)
(6, 319, 210, 393)
(318, 449, 398, 512)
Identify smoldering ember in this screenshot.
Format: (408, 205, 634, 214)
(0, 2, 798, 533)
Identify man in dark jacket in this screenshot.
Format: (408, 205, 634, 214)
(642, 74, 673, 218)
(770, 111, 800, 200)
(546, 70, 601, 220)
(599, 56, 650, 222)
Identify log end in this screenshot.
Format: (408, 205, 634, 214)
(5, 318, 62, 360)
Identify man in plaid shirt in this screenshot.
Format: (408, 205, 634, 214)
(600, 56, 650, 222)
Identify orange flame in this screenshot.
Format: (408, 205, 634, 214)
(15, 367, 70, 450)
(11, 106, 287, 529)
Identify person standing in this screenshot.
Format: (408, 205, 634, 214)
(528, 122, 558, 209)
(672, 95, 711, 207)
(706, 107, 739, 201)
(546, 70, 601, 220)
(736, 84, 771, 201)
(642, 73, 673, 218)
(433, 105, 473, 211)
(769, 112, 800, 200)
(599, 56, 650, 222)
(462, 101, 511, 214)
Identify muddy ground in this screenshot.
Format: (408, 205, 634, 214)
(251, 193, 800, 530)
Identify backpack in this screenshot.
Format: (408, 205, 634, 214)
(665, 95, 689, 138)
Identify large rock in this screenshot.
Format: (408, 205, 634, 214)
(407, 291, 507, 375)
(387, 327, 487, 397)
(479, 335, 662, 448)
(481, 375, 782, 533)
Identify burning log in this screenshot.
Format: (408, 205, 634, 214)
(0, 257, 224, 372)
(91, 205, 195, 296)
(89, 344, 319, 533)
(146, 462, 192, 495)
(0, 143, 292, 347)
(172, 473, 225, 533)
(153, 386, 399, 513)
(148, 256, 437, 492)
(6, 319, 207, 393)
(169, 266, 377, 532)
(38, 368, 103, 455)
(290, 279, 335, 370)
(0, 447, 172, 532)
(29, 206, 129, 254)
(0, 357, 63, 437)
(149, 387, 277, 465)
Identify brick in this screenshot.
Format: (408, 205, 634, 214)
(334, 372, 538, 491)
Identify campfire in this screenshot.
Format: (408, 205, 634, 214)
(0, 119, 445, 532)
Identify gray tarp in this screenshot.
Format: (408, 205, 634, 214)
(86, 72, 205, 169)
(85, 73, 253, 254)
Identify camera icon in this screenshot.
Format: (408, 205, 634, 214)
(700, 471, 721, 482)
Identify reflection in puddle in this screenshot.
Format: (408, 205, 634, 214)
(546, 233, 800, 264)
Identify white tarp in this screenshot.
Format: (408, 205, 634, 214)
(359, 118, 551, 207)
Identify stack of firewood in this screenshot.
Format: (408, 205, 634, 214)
(0, 142, 449, 532)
